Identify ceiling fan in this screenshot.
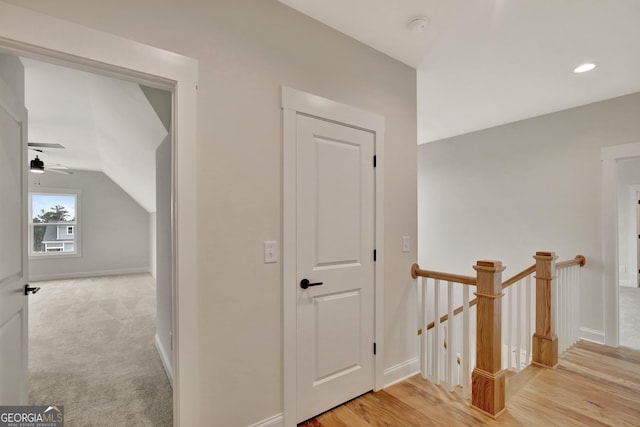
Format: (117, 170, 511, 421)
(28, 142, 75, 175)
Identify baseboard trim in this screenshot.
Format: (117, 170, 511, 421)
(580, 327, 605, 344)
(383, 357, 420, 388)
(247, 413, 283, 427)
(155, 334, 173, 387)
(29, 267, 150, 282)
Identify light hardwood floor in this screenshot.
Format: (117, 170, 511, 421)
(300, 340, 640, 426)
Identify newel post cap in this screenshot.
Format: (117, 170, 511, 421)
(533, 251, 558, 261)
(473, 260, 506, 273)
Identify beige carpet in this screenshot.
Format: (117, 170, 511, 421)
(28, 274, 173, 426)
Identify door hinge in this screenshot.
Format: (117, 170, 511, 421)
(373, 155, 377, 168)
(373, 249, 377, 261)
(373, 343, 377, 355)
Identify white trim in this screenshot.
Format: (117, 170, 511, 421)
(601, 142, 640, 347)
(282, 86, 385, 427)
(0, 4, 198, 426)
(155, 333, 174, 387)
(383, 357, 420, 388)
(627, 184, 640, 289)
(247, 413, 283, 427)
(29, 267, 151, 282)
(579, 327, 606, 345)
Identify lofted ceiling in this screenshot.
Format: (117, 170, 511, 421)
(278, 0, 640, 144)
(22, 58, 168, 212)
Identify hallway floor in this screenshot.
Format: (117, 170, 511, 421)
(300, 341, 640, 426)
(620, 286, 640, 350)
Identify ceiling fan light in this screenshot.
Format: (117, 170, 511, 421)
(30, 155, 45, 173)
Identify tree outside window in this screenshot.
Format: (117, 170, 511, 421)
(29, 192, 79, 256)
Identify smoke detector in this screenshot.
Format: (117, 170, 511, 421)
(408, 17, 429, 33)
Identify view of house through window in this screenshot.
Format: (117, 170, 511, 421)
(30, 192, 79, 255)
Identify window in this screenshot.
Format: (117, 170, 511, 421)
(29, 191, 80, 257)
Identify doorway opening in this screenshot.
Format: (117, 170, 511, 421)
(602, 142, 640, 348)
(0, 9, 198, 423)
(615, 158, 640, 350)
(18, 55, 174, 423)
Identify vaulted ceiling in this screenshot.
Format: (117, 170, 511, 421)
(278, 0, 640, 143)
(23, 58, 168, 212)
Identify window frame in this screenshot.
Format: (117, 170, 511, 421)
(28, 188, 82, 258)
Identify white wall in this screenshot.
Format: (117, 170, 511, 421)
(29, 170, 150, 280)
(149, 212, 156, 279)
(2, 1, 418, 425)
(0, 53, 24, 105)
(616, 157, 640, 287)
(419, 91, 640, 340)
(155, 134, 173, 381)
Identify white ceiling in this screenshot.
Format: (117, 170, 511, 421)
(23, 58, 168, 212)
(278, 0, 640, 143)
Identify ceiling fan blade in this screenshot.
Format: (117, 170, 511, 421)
(28, 142, 65, 149)
(46, 168, 74, 175)
(28, 147, 44, 153)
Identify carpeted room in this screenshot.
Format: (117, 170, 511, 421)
(9, 54, 175, 425)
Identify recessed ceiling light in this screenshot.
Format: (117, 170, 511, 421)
(573, 63, 597, 73)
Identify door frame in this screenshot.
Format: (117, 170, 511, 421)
(282, 86, 385, 426)
(627, 184, 640, 289)
(602, 141, 640, 347)
(0, 4, 198, 426)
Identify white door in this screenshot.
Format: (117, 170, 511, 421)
(0, 65, 29, 404)
(296, 114, 375, 422)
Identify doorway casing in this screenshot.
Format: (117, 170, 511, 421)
(602, 141, 640, 347)
(0, 3, 198, 426)
(282, 86, 385, 426)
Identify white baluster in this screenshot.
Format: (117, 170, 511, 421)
(420, 277, 428, 379)
(447, 281, 455, 391)
(462, 284, 470, 398)
(557, 269, 562, 353)
(525, 274, 531, 366)
(516, 279, 522, 372)
(575, 265, 580, 344)
(576, 266, 580, 344)
(560, 268, 566, 353)
(507, 286, 513, 371)
(433, 279, 440, 385)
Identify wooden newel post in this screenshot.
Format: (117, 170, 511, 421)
(532, 251, 559, 368)
(471, 260, 506, 418)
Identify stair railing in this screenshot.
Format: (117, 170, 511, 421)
(412, 251, 586, 418)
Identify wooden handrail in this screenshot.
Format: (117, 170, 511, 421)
(411, 263, 476, 285)
(557, 255, 586, 269)
(417, 255, 586, 332)
(425, 298, 478, 331)
(502, 264, 535, 289)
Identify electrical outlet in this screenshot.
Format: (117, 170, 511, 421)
(264, 241, 278, 263)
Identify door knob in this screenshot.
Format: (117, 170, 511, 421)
(300, 279, 323, 289)
(24, 284, 40, 295)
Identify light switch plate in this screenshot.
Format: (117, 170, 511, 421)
(402, 236, 410, 253)
(264, 241, 278, 263)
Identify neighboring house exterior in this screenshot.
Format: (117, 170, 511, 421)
(40, 224, 74, 253)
